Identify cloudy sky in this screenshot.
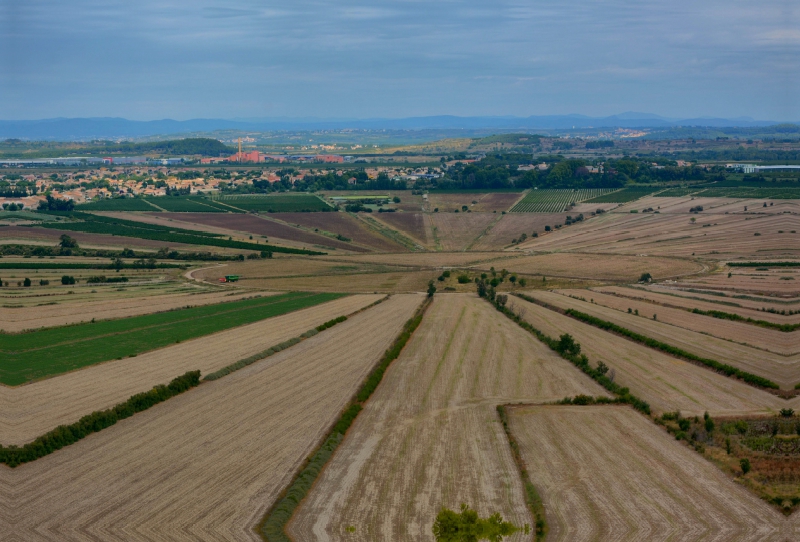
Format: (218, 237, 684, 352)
(1, 0, 798, 120)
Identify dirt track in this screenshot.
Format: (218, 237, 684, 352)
(289, 294, 608, 541)
(509, 405, 795, 541)
(0, 294, 383, 445)
(0, 294, 421, 541)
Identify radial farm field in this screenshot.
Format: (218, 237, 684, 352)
(0, 291, 342, 385)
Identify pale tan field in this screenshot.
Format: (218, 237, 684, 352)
(427, 213, 498, 251)
(530, 290, 800, 388)
(192, 256, 392, 281)
(426, 192, 521, 213)
(479, 253, 703, 281)
(0, 287, 262, 332)
(289, 294, 608, 542)
(674, 268, 800, 297)
(509, 405, 794, 541)
(469, 213, 574, 251)
(517, 210, 800, 259)
(237, 270, 436, 293)
(319, 251, 510, 268)
(594, 285, 800, 324)
(641, 283, 800, 313)
(512, 295, 794, 416)
(0, 294, 383, 445)
(0, 294, 422, 541)
(550, 289, 794, 354)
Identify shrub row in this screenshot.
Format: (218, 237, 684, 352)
(259, 297, 431, 542)
(690, 308, 799, 332)
(492, 296, 651, 415)
(496, 405, 547, 540)
(316, 315, 347, 332)
(728, 261, 800, 267)
(559, 305, 779, 390)
(0, 371, 200, 467)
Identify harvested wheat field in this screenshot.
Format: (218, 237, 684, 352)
(240, 270, 436, 293)
(369, 212, 430, 246)
(192, 256, 390, 281)
(427, 213, 498, 251)
(0, 287, 263, 332)
(288, 294, 609, 541)
(593, 285, 800, 325)
(550, 289, 794, 354)
(508, 405, 795, 541)
(483, 253, 702, 281)
(0, 294, 383, 445)
(530, 290, 800, 388)
(513, 295, 790, 416)
(0, 294, 422, 540)
(320, 251, 510, 269)
(674, 269, 800, 298)
(641, 283, 800, 313)
(469, 213, 573, 251)
(426, 192, 521, 213)
(517, 211, 800, 259)
(270, 212, 406, 252)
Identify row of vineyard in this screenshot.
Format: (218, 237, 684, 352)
(510, 189, 617, 212)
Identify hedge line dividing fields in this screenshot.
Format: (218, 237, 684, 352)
(0, 262, 183, 270)
(0, 371, 200, 467)
(0, 292, 343, 385)
(697, 187, 800, 198)
(212, 194, 335, 212)
(76, 198, 160, 211)
(37, 212, 324, 255)
(515, 292, 781, 391)
(259, 296, 430, 542)
(510, 189, 615, 212)
(584, 187, 660, 203)
(690, 308, 800, 332)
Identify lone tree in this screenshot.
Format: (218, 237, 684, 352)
(59, 234, 78, 249)
(639, 272, 652, 283)
(427, 280, 437, 297)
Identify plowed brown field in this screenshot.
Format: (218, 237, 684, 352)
(288, 294, 608, 541)
(0, 294, 422, 540)
(512, 296, 791, 416)
(270, 212, 406, 252)
(509, 405, 794, 541)
(0, 294, 383, 445)
(428, 213, 497, 251)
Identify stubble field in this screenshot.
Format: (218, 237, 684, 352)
(289, 294, 608, 541)
(0, 294, 421, 541)
(508, 405, 795, 541)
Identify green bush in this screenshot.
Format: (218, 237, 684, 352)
(457, 274, 471, 284)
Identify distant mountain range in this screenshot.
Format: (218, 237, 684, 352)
(0, 114, 793, 140)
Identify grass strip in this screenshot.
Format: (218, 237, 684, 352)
(489, 295, 651, 415)
(0, 370, 200, 467)
(496, 405, 547, 541)
(0, 292, 342, 386)
(514, 293, 779, 390)
(258, 296, 431, 542)
(690, 308, 800, 332)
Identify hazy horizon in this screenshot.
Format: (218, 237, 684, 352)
(2, 1, 798, 121)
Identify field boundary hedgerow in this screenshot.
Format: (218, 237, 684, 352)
(258, 295, 431, 542)
(496, 404, 547, 541)
(204, 296, 390, 381)
(690, 308, 800, 332)
(514, 293, 783, 392)
(0, 370, 201, 467)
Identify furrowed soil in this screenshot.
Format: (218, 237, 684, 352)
(369, 212, 430, 246)
(549, 289, 795, 354)
(512, 295, 793, 416)
(508, 405, 795, 541)
(0, 294, 421, 540)
(427, 213, 497, 251)
(469, 213, 571, 251)
(288, 294, 609, 541)
(270, 212, 407, 252)
(0, 294, 383, 445)
(639, 284, 800, 314)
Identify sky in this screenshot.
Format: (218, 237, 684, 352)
(1, 0, 798, 121)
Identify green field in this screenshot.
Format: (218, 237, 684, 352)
(653, 188, 702, 197)
(0, 291, 343, 385)
(213, 194, 334, 212)
(0, 262, 182, 270)
(695, 187, 800, 199)
(584, 187, 659, 203)
(510, 189, 615, 212)
(145, 197, 237, 212)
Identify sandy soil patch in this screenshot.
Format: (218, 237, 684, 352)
(0, 295, 422, 541)
(509, 405, 793, 541)
(0, 294, 383, 445)
(289, 294, 608, 541)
